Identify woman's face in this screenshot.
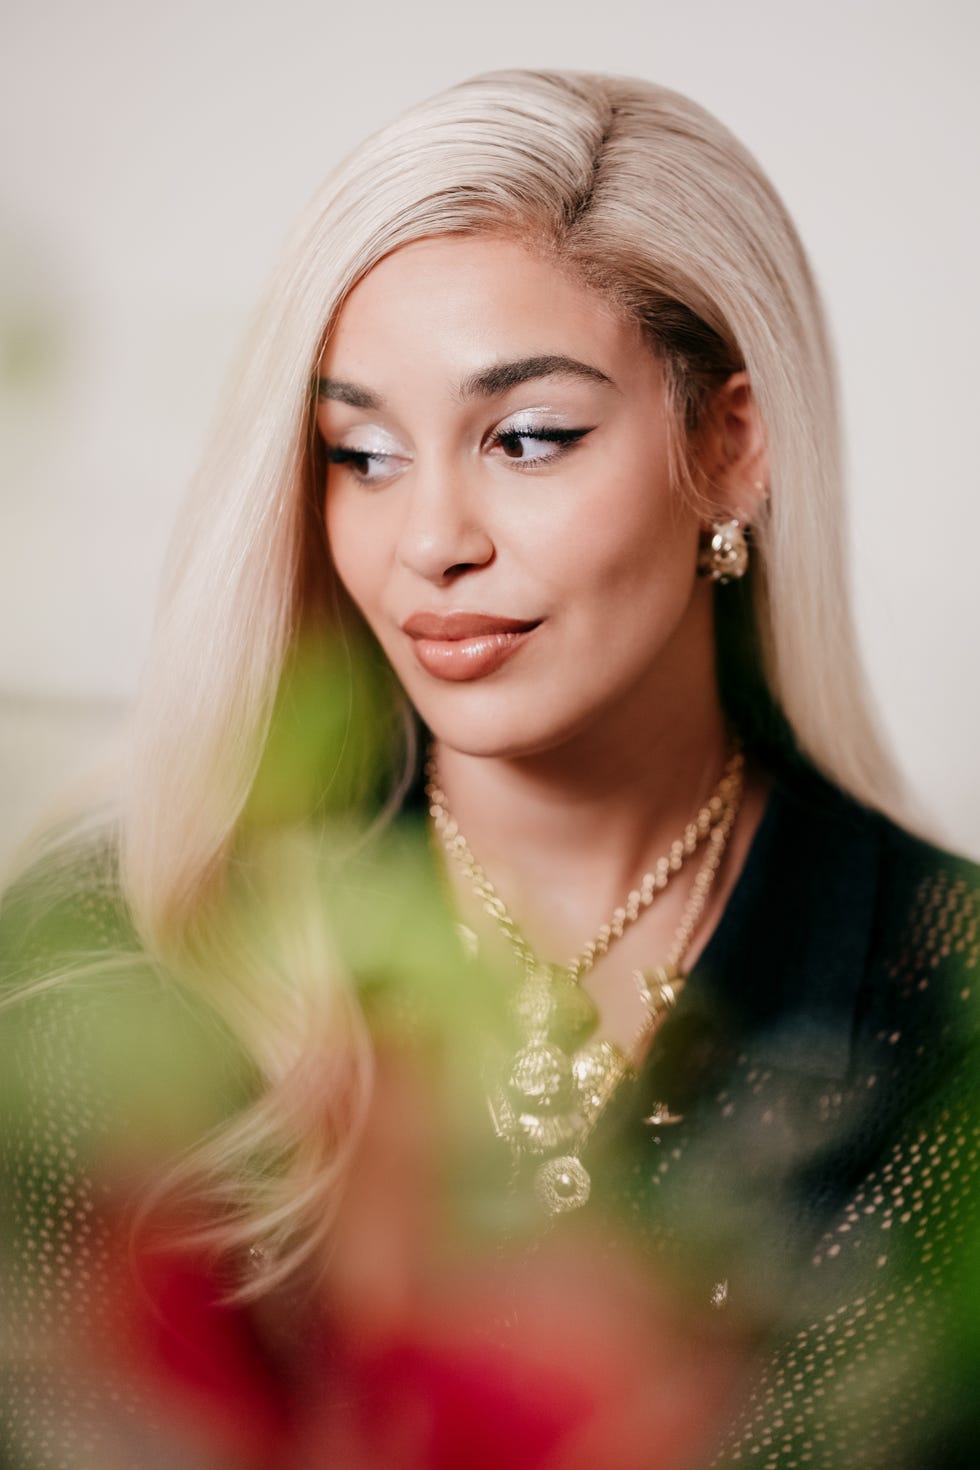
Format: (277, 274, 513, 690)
(318, 235, 712, 760)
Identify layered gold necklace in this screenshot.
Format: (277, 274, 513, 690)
(426, 744, 745, 1215)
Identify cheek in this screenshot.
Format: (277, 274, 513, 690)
(542, 467, 698, 605)
(324, 491, 382, 615)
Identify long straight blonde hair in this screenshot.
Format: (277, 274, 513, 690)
(110, 70, 902, 1287)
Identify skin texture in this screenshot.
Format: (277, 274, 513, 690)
(318, 234, 769, 1052)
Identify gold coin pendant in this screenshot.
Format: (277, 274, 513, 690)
(534, 1154, 592, 1214)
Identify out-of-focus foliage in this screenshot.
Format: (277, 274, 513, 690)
(1, 633, 977, 1466)
(244, 627, 405, 829)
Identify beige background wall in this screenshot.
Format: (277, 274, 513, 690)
(2, 0, 978, 863)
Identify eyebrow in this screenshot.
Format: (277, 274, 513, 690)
(458, 354, 614, 399)
(315, 377, 383, 410)
(315, 354, 614, 411)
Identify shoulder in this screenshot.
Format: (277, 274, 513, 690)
(770, 766, 979, 1068)
(0, 828, 135, 986)
(0, 832, 249, 1173)
(761, 761, 979, 941)
(775, 764, 979, 960)
(703, 762, 979, 1085)
(771, 760, 978, 876)
(867, 802, 980, 967)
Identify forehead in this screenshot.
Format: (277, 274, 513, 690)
(320, 234, 646, 382)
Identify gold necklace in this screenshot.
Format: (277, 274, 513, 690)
(426, 745, 745, 1215)
(426, 747, 745, 982)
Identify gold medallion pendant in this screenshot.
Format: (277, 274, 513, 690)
(534, 1154, 592, 1213)
(487, 964, 633, 1168)
(426, 744, 745, 1217)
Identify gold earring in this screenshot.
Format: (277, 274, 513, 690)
(697, 518, 749, 584)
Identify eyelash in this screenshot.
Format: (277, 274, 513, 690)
(487, 425, 592, 467)
(325, 446, 391, 480)
(325, 426, 593, 485)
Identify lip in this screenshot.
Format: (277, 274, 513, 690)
(401, 611, 542, 682)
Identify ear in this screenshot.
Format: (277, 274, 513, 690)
(697, 370, 769, 524)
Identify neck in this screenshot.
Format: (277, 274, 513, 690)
(432, 672, 730, 955)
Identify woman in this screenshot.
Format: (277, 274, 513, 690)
(1, 69, 976, 1469)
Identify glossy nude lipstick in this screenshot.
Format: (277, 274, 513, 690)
(401, 612, 541, 681)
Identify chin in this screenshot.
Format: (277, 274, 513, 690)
(429, 729, 552, 761)
(412, 689, 597, 764)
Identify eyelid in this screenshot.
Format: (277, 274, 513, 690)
(494, 406, 577, 431)
(323, 423, 408, 456)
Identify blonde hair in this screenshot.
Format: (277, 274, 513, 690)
(53, 70, 910, 1289)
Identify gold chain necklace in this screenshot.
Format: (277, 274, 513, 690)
(426, 744, 745, 1215)
(426, 746, 744, 982)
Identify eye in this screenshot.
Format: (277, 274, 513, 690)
(488, 425, 593, 467)
(325, 444, 407, 486)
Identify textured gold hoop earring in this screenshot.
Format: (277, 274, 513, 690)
(697, 518, 749, 584)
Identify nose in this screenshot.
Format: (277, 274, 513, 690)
(395, 462, 494, 585)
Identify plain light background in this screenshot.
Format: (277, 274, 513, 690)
(1, 0, 978, 860)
